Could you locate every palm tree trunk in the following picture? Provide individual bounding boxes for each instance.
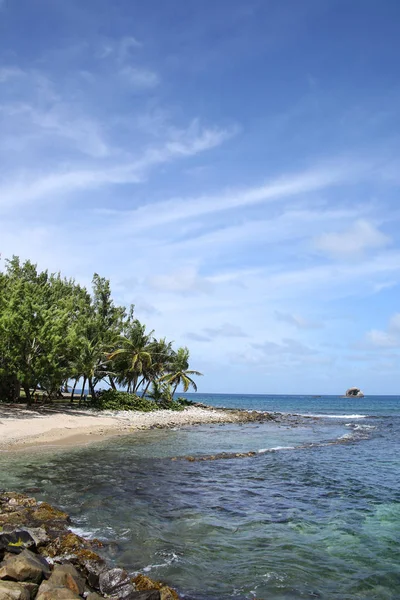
[23,384,32,406]
[70,379,78,403]
[172,382,179,398]
[108,376,116,390]
[79,377,87,407]
[89,378,96,399]
[141,379,152,398]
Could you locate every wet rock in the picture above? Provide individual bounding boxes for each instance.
[133,575,179,600]
[79,557,106,589]
[0,548,51,583]
[19,582,39,600]
[0,580,31,599]
[46,563,85,595]
[125,592,161,600]
[31,504,70,525]
[0,530,36,554]
[99,567,135,598]
[36,582,81,600]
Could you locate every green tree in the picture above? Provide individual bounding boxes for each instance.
[160,346,203,396]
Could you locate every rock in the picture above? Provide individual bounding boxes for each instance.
[79,557,106,589]
[131,591,161,600]
[0,548,51,583]
[99,567,136,598]
[0,531,36,554]
[133,575,179,600]
[0,580,31,600]
[31,504,70,524]
[112,592,160,600]
[345,387,364,397]
[1,527,50,549]
[19,582,39,600]
[46,564,85,595]
[86,593,103,600]
[36,583,81,600]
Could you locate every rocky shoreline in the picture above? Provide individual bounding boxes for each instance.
[0,492,179,600]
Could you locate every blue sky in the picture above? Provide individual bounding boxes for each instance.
[1,0,400,394]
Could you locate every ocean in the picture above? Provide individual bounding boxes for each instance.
[0,394,399,600]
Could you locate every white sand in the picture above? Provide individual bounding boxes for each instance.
[0,405,241,451]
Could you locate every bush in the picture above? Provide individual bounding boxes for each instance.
[90,390,158,412]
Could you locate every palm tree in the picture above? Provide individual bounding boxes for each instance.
[108,320,154,394]
[71,337,107,401]
[140,337,174,398]
[160,346,203,397]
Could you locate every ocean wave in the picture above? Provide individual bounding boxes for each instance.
[345,423,376,430]
[299,413,368,419]
[142,551,181,573]
[258,446,295,453]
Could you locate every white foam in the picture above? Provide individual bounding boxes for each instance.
[142,552,180,573]
[300,413,368,419]
[258,446,295,453]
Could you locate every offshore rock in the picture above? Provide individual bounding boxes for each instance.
[345,387,364,397]
[0,549,51,583]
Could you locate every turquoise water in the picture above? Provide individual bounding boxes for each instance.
[0,394,399,599]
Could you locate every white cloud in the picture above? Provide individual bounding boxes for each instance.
[120,66,159,88]
[362,313,400,349]
[148,266,214,295]
[275,310,322,329]
[203,323,249,338]
[116,164,353,233]
[314,219,390,260]
[364,329,399,349]
[0,122,234,209]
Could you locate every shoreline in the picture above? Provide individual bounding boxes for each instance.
[0,404,279,452]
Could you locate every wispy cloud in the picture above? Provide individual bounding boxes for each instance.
[274,311,323,330]
[314,219,390,260]
[120,66,159,88]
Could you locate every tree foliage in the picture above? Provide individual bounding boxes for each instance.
[0,256,202,406]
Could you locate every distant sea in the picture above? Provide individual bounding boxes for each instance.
[1,393,399,600]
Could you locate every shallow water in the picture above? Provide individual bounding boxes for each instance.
[0,394,399,599]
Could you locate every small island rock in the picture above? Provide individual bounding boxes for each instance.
[345,387,364,397]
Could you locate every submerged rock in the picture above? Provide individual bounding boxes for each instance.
[0,491,182,600]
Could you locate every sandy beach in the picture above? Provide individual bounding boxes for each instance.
[0,404,253,451]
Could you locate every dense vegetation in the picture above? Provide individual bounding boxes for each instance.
[0,256,202,407]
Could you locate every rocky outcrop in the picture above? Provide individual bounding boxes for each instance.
[0,492,180,600]
[345,387,364,397]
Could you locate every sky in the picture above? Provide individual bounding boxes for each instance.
[1,0,400,395]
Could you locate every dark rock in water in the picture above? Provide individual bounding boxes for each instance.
[80,557,107,589]
[0,492,182,600]
[128,591,161,600]
[0,579,31,599]
[0,549,51,583]
[99,567,135,598]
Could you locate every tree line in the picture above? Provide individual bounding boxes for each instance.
[0,256,202,405]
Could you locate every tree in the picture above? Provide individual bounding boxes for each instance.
[160,346,203,396]
[108,320,154,394]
